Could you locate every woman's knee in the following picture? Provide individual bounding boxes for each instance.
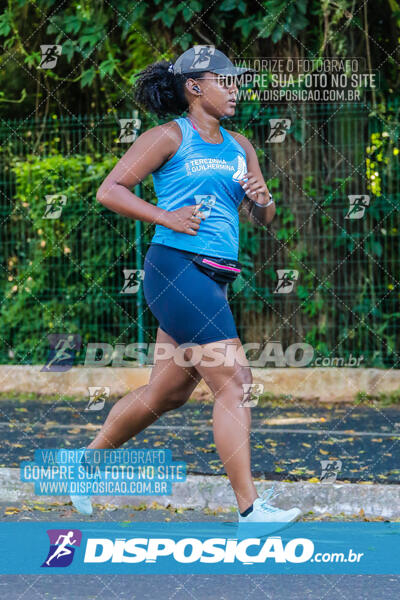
[148,385,191,413]
[216,366,253,400]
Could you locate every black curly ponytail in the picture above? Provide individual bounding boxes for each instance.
[133,60,204,118]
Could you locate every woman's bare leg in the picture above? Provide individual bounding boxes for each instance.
[190,337,258,513]
[86,328,201,450]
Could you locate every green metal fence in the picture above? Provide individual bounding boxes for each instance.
[0,102,399,368]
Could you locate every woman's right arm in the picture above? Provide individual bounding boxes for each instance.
[96,121,204,235]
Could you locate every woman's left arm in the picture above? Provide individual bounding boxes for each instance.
[229,132,276,226]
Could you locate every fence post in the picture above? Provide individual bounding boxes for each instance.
[134,183,144,365]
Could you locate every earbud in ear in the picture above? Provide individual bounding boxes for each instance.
[193,85,201,94]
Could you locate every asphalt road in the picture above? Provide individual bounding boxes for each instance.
[1,573,399,600]
[1,398,399,483]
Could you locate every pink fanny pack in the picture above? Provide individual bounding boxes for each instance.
[192,254,242,283]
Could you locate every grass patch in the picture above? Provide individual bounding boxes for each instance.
[0,391,120,403]
[1,389,399,406]
[354,389,400,406]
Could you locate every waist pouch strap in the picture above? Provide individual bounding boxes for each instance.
[166,247,242,283]
[192,255,242,283]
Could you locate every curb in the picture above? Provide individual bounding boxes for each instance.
[1,366,400,402]
[2,468,399,519]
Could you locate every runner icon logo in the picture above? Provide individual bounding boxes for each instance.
[39,45,62,69]
[239,383,264,407]
[120,269,145,294]
[320,460,342,483]
[345,195,370,219]
[274,270,299,294]
[118,118,141,143]
[41,529,82,568]
[43,194,67,219]
[85,386,110,411]
[41,333,82,372]
[267,119,291,143]
[189,45,216,70]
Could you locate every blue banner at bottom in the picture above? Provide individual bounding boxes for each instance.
[0,522,399,574]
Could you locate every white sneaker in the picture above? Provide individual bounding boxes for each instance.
[238,486,301,525]
[69,493,93,516]
[56,446,93,515]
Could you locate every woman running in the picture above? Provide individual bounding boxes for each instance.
[71,46,301,524]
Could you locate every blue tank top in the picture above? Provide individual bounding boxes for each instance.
[150,116,247,260]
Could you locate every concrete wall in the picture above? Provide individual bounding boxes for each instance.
[1,366,399,401]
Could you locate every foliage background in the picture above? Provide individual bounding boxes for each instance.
[0,1,399,367]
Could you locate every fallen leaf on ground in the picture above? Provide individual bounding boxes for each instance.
[4,507,21,515]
